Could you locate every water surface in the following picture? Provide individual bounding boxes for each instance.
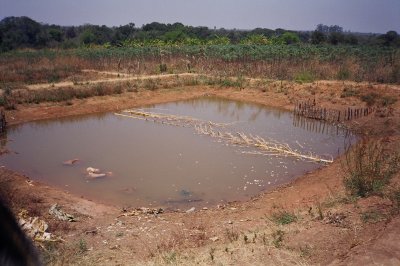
[0,97,353,208]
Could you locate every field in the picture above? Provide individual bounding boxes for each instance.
[0,45,400,265]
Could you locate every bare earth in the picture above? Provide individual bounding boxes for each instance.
[1,71,399,265]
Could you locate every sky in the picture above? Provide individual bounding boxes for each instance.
[0,0,399,33]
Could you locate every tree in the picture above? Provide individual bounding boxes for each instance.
[329,32,344,45]
[48,28,63,42]
[311,30,326,44]
[80,29,96,45]
[379,31,399,46]
[0,16,43,50]
[279,32,300,44]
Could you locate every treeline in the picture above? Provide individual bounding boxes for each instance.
[0,16,399,51]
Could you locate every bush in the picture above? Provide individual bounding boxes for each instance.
[340,87,359,98]
[271,210,297,225]
[343,139,400,197]
[294,71,314,83]
[360,92,378,106]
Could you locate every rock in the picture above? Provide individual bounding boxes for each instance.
[210,236,219,242]
[186,207,195,213]
[227,220,233,224]
[49,204,77,222]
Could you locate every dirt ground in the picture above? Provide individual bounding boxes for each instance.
[1,71,400,265]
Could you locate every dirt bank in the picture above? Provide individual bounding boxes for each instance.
[1,76,399,265]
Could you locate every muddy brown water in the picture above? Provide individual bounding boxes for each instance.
[0,97,354,209]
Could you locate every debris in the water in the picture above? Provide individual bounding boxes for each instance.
[86,167,110,179]
[186,207,195,213]
[86,167,100,173]
[63,158,79,166]
[49,204,77,222]
[88,172,106,178]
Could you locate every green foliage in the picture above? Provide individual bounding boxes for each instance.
[311,31,326,44]
[271,210,297,225]
[279,32,300,45]
[294,71,314,83]
[343,139,400,198]
[240,34,270,45]
[78,239,87,254]
[1,16,397,52]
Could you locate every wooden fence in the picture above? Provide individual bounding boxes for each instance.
[294,100,374,123]
[0,108,6,134]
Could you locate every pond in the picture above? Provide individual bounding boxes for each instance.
[0,97,354,208]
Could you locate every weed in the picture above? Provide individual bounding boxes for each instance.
[159,63,167,73]
[299,245,312,258]
[77,239,87,254]
[343,139,400,197]
[340,87,359,98]
[360,210,384,223]
[209,247,215,261]
[272,230,285,248]
[388,187,400,214]
[360,92,378,106]
[243,234,249,244]
[316,202,324,220]
[295,71,314,83]
[381,95,397,107]
[162,251,177,264]
[337,67,351,80]
[271,210,297,225]
[143,79,159,90]
[225,227,239,242]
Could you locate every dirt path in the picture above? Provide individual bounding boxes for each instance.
[1,77,400,265]
[26,71,200,90]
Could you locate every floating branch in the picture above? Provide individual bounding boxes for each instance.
[115,109,333,164]
[117,109,236,127]
[195,124,333,164]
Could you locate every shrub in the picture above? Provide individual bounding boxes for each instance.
[343,139,400,197]
[337,67,351,80]
[272,230,285,248]
[381,95,397,107]
[271,210,297,225]
[360,92,378,106]
[340,87,359,98]
[294,71,314,83]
